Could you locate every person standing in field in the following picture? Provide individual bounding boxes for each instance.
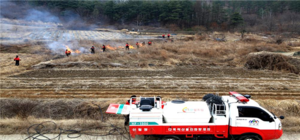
[136,42,139,49]
[102,45,106,52]
[65,49,71,57]
[168,34,170,39]
[14,55,20,66]
[162,34,165,38]
[91,46,95,54]
[148,41,152,45]
[126,43,129,50]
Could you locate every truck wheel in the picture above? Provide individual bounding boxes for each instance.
[159,135,181,140]
[238,135,261,140]
[202,93,215,101]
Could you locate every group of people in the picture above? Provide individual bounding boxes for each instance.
[88,41,153,54]
[162,34,171,39]
[14,39,161,66]
[63,41,155,56]
[90,45,106,54]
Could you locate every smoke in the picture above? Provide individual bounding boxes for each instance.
[0,1,86,53]
[47,33,85,55]
[0,1,27,19]
[24,9,60,23]
[0,1,153,55]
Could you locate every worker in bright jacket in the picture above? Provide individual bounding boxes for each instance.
[91,46,95,54]
[14,55,20,66]
[65,49,71,57]
[136,42,139,49]
[102,45,106,52]
[126,43,129,50]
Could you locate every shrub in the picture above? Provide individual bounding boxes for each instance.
[245,54,299,74]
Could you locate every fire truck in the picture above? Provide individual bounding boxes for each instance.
[106,92,284,140]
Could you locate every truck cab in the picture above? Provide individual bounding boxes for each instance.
[224,94,283,140]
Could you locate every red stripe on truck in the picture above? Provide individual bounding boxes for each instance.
[129,125,228,138]
[129,125,282,140]
[230,126,283,140]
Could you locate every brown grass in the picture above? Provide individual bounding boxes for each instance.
[0,53,51,75]
[256,99,300,132]
[0,117,125,134]
[245,54,300,74]
[0,99,124,120]
[1,32,294,76]
[47,40,290,69]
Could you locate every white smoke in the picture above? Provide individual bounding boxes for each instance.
[47,33,85,55]
[24,9,60,23]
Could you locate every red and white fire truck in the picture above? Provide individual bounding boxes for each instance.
[106,92,284,140]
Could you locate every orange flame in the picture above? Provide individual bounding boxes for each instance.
[106,45,117,50]
[65,45,80,54]
[117,46,125,49]
[75,50,81,53]
[139,43,143,47]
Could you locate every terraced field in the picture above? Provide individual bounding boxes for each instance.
[25,30,143,40]
[0,30,151,42]
[1,67,299,100]
[0,21,153,43]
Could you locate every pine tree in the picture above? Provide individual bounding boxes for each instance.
[230,12,243,28]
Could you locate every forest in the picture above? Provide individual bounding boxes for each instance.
[1,0,300,32]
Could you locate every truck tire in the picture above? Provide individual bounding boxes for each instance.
[159,135,181,140]
[202,93,215,101]
[238,135,261,140]
[206,95,223,104]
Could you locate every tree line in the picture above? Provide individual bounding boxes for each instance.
[7,0,300,32]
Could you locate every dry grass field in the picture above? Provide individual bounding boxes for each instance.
[1,22,300,139]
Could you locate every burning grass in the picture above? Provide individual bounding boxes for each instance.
[47,40,291,70]
[1,32,294,75]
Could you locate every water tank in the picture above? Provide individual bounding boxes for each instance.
[163,101,211,123]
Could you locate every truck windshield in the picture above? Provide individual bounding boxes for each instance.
[237,106,273,122]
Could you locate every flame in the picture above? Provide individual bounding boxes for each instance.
[75,50,81,53]
[65,45,80,54]
[65,45,71,51]
[117,46,125,49]
[138,43,144,47]
[129,45,135,49]
[106,45,117,50]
